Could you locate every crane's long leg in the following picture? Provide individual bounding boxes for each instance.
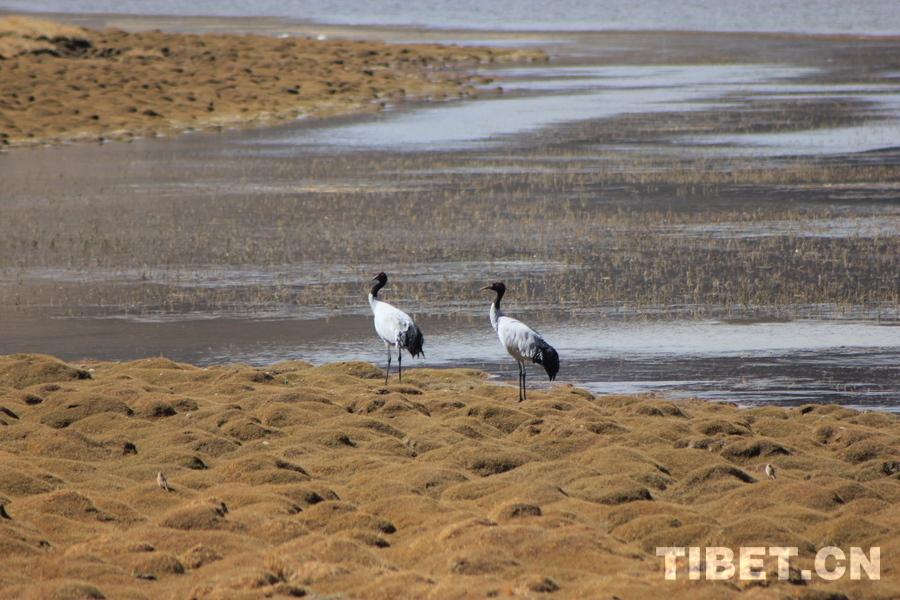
[384,345,392,387]
[518,362,526,403]
[397,347,403,383]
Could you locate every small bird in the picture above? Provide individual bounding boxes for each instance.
[481,281,559,402]
[157,472,172,492]
[368,272,424,386]
[765,464,776,480]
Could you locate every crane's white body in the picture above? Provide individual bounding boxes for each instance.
[490,303,545,364]
[370,294,419,351]
[368,272,424,385]
[483,281,559,402]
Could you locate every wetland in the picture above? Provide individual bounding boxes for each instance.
[2,18,900,407]
[1,12,900,600]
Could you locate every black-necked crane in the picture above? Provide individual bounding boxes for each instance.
[481,281,559,402]
[368,272,424,386]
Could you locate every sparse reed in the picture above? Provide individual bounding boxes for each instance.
[1,31,899,323]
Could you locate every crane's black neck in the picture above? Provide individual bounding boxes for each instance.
[490,283,505,310]
[370,273,387,298]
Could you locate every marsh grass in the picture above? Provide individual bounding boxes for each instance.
[4,170,900,322]
[2,33,900,322]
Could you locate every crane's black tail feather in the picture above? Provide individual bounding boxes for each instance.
[402,324,425,358]
[533,343,559,381]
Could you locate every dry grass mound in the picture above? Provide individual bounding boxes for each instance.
[0,18,545,148]
[0,17,92,59]
[0,353,898,599]
[0,354,90,390]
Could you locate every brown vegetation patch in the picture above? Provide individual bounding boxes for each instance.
[0,17,546,148]
[0,355,90,390]
[0,353,897,599]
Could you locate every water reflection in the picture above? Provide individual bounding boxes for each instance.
[230,63,900,158]
[245,65,819,152]
[7,0,900,35]
[4,309,897,409]
[686,120,900,157]
[2,25,900,411]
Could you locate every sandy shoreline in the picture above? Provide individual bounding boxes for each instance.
[0,353,898,599]
[0,16,545,148]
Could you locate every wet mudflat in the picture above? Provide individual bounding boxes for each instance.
[2,23,900,408]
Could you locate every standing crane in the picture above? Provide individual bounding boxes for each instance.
[368,272,424,386]
[481,281,559,402]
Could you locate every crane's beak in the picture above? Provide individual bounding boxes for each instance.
[480,285,492,291]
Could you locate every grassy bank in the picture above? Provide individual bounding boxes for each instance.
[0,353,898,598]
[0,16,544,148]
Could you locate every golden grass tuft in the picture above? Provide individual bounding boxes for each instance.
[0,17,90,42]
[0,347,898,599]
[0,17,92,60]
[0,355,91,390]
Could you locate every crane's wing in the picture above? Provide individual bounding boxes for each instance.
[533,343,559,381]
[496,315,558,380]
[373,301,424,356]
[402,322,425,357]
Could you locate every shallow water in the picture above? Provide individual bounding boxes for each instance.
[5,0,900,35]
[240,64,900,155]
[160,60,899,161]
[3,310,899,410]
